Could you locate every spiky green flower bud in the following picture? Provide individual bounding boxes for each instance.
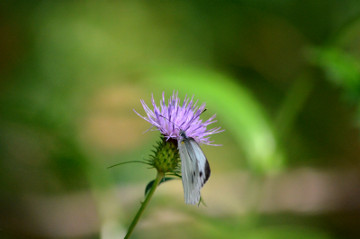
[150,136,180,174]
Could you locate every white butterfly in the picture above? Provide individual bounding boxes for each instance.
[178,130,211,205]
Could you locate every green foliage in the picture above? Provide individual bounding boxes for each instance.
[310,46,360,100]
[144,177,176,196]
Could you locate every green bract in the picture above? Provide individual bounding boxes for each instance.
[150,137,180,174]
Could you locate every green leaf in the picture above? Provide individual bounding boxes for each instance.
[144,177,176,196]
[107,160,151,169]
[309,46,360,99]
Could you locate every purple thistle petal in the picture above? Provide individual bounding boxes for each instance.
[135,92,223,145]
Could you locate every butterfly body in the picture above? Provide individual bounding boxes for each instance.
[178,130,211,205]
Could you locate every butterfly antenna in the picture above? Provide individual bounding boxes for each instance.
[159,115,181,131]
[160,109,206,132]
[142,125,155,134]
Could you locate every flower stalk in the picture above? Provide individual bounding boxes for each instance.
[124,171,164,239]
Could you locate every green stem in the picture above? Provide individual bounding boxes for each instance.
[124,172,164,239]
[275,76,314,140]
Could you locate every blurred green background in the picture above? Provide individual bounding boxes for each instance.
[1,1,360,238]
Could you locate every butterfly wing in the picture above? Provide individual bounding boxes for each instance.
[178,138,211,205]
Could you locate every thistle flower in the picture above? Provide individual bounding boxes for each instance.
[135,91,224,204]
[121,92,223,238]
[134,91,224,145]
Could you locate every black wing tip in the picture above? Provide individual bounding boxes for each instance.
[204,159,211,183]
